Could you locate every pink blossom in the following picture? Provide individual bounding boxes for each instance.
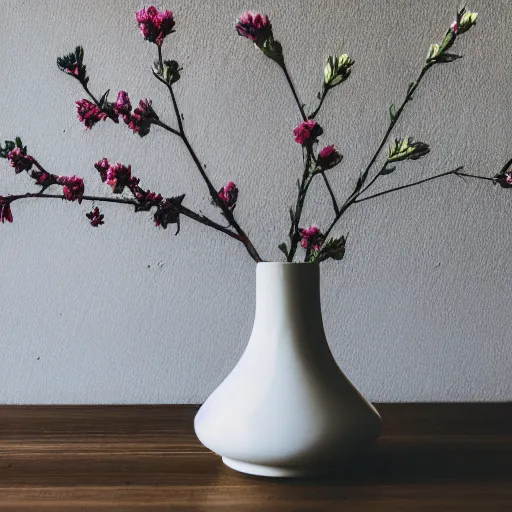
[94,158,110,183]
[451,21,459,34]
[0,197,13,224]
[293,120,322,145]
[506,173,512,185]
[86,207,104,227]
[106,163,135,194]
[58,175,84,203]
[218,181,238,208]
[76,99,108,130]
[128,99,158,136]
[136,6,175,46]
[317,144,342,169]
[300,225,324,252]
[319,145,336,159]
[236,11,272,45]
[7,147,33,173]
[114,91,132,121]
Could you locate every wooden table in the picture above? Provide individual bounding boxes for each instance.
[0,404,511,511]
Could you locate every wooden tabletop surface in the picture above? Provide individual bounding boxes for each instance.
[0,403,511,511]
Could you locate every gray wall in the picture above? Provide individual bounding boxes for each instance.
[0,0,510,403]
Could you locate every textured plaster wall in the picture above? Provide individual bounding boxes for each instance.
[0,0,511,404]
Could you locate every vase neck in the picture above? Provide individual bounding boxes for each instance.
[254,263,322,329]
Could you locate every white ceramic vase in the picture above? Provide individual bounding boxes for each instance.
[194,262,382,477]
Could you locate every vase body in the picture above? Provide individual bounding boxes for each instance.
[194,262,382,477]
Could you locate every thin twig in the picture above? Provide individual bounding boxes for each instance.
[280,62,307,122]
[320,171,340,215]
[353,166,464,203]
[156,47,263,262]
[6,192,241,240]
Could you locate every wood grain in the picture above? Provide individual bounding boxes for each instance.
[0,404,511,511]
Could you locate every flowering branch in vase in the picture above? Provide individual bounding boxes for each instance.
[1,6,511,265]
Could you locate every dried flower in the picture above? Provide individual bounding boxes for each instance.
[7,147,33,173]
[293,120,323,145]
[135,189,163,205]
[57,46,88,84]
[300,225,324,252]
[235,12,283,63]
[317,145,343,170]
[154,194,185,232]
[32,170,57,187]
[493,167,512,188]
[136,6,175,46]
[57,175,84,203]
[94,158,110,183]
[76,99,108,130]
[86,207,105,227]
[236,12,273,45]
[128,99,158,137]
[218,181,238,208]
[106,163,134,194]
[0,197,13,224]
[113,91,132,121]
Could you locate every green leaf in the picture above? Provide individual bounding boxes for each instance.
[387,137,430,163]
[389,104,397,123]
[99,89,110,108]
[458,11,478,35]
[324,54,354,88]
[260,37,283,64]
[380,164,396,176]
[278,242,289,258]
[440,30,456,52]
[162,60,182,85]
[434,53,462,64]
[0,140,16,159]
[309,236,346,263]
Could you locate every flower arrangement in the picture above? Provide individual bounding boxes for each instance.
[1,6,510,264]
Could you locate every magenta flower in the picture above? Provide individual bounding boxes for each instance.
[128,99,158,137]
[236,11,272,45]
[218,181,238,208]
[106,163,135,194]
[451,21,459,34]
[317,144,342,169]
[7,147,33,173]
[293,120,323,145]
[0,197,13,224]
[76,99,108,130]
[94,158,110,183]
[86,207,104,227]
[136,6,175,46]
[57,175,84,203]
[506,173,512,186]
[319,145,336,160]
[113,91,132,121]
[300,225,324,252]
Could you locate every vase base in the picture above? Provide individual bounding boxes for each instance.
[222,457,325,478]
